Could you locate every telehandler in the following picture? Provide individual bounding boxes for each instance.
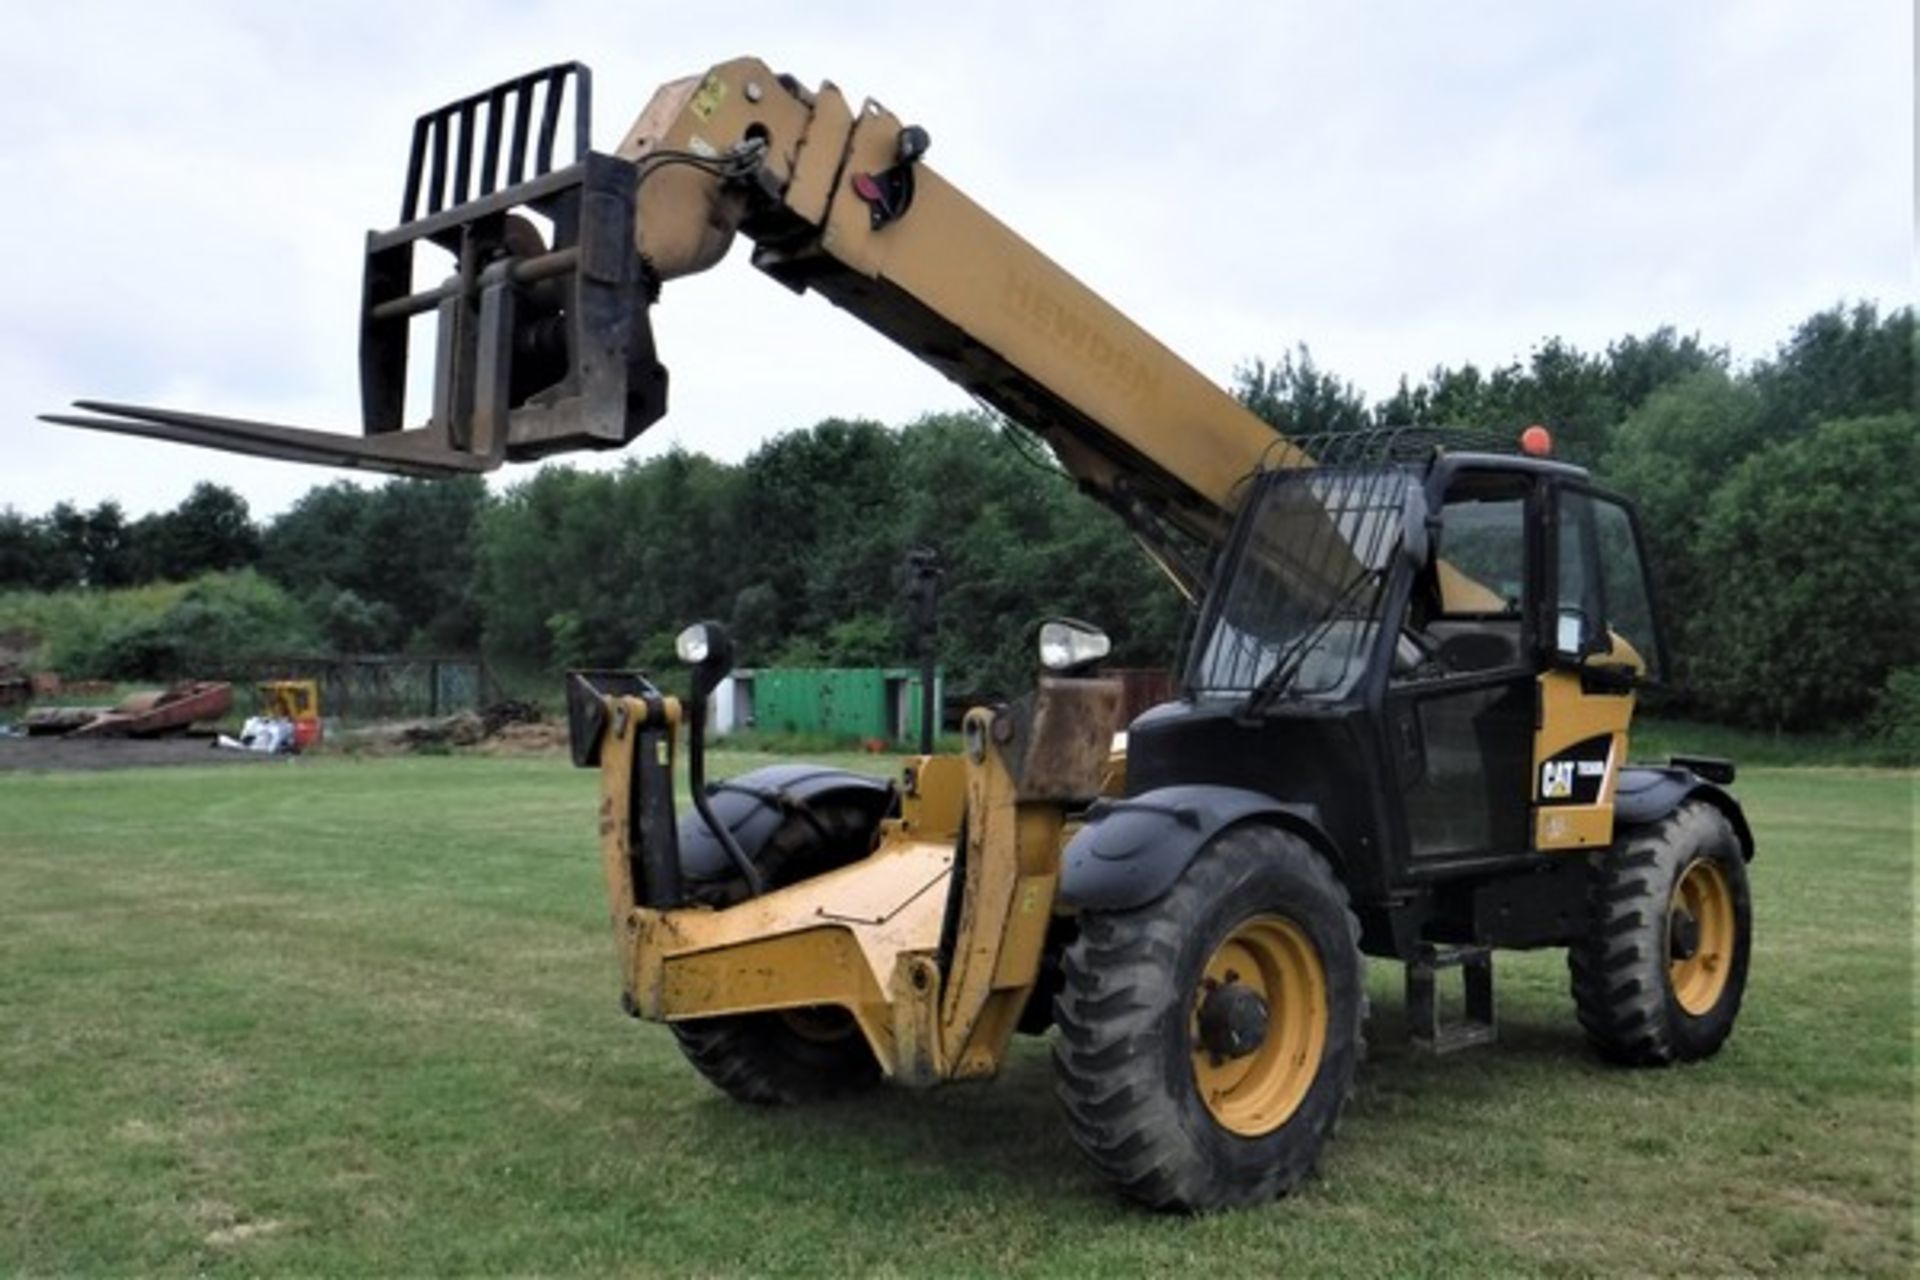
[43,58,1755,1211]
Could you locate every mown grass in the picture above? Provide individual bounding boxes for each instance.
[1633,715,1914,768]
[0,753,1911,1275]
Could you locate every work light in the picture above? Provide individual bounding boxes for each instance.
[1039,619,1111,673]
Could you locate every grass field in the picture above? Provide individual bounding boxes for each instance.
[1,752,1912,1275]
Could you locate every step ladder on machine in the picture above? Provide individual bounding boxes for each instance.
[1406,943,1497,1054]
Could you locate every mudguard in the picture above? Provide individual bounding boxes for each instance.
[1614,766,1756,860]
[1059,784,1333,912]
[678,763,894,883]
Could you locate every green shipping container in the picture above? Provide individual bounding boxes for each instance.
[732,667,942,743]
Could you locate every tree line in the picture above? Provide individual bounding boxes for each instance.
[2,302,1911,735]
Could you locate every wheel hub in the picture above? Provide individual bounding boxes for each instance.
[1190,915,1328,1137]
[1668,906,1701,961]
[1197,980,1270,1062]
[1667,858,1736,1016]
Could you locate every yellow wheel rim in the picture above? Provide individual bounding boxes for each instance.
[1668,859,1736,1016]
[1191,914,1328,1136]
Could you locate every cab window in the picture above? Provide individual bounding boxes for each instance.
[1399,472,1534,681]
[1435,479,1528,617]
[1556,489,1663,681]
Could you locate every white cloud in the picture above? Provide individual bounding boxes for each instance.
[0,0,1907,517]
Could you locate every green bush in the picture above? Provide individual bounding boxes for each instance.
[317,587,402,654]
[1689,413,1919,731]
[0,571,319,681]
[1868,669,1920,765]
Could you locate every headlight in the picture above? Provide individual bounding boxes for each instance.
[1038,619,1111,672]
[675,623,712,665]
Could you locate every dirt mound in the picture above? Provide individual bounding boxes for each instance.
[479,699,543,735]
[402,711,489,748]
[475,721,569,755]
[332,701,564,757]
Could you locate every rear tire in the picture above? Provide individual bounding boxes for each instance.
[671,797,885,1104]
[1051,824,1365,1211]
[1568,799,1751,1065]
[672,1008,880,1105]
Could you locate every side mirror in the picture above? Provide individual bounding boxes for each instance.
[1039,618,1111,674]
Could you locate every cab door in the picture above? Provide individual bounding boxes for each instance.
[1385,468,1540,862]
[1532,485,1667,851]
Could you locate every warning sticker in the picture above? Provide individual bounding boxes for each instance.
[690,74,727,121]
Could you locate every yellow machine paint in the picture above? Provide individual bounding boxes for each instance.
[1530,630,1649,851]
[595,678,1119,1084]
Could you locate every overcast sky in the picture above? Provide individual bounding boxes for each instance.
[1,0,1908,518]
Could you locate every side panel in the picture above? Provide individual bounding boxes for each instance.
[1122,699,1390,895]
[1531,672,1633,850]
[1388,673,1534,861]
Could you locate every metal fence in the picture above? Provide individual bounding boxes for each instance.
[241,655,495,723]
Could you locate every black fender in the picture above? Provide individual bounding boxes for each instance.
[1614,766,1756,860]
[1059,784,1337,912]
[678,763,894,883]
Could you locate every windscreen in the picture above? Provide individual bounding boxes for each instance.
[1189,467,1411,701]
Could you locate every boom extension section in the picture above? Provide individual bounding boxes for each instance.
[43,58,1297,578]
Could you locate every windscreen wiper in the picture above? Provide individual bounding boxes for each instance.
[1239,566,1383,718]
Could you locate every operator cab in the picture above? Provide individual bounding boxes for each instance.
[1126,433,1668,947]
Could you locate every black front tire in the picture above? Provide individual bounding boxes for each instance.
[670,797,884,1104]
[1568,799,1752,1065]
[1051,824,1365,1211]
[672,1009,880,1105]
